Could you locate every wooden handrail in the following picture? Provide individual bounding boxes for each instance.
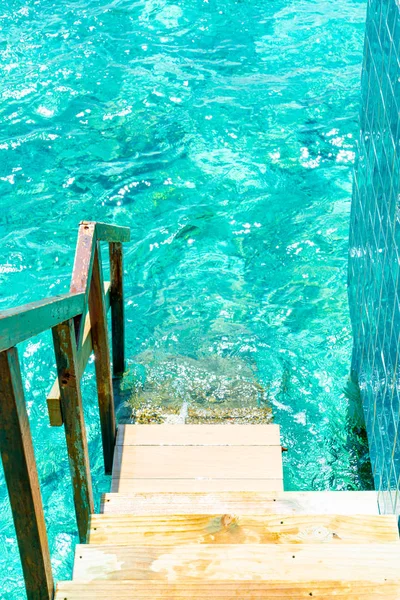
[95,222,130,243]
[0,221,130,600]
[0,292,85,352]
[46,282,111,425]
[46,222,128,466]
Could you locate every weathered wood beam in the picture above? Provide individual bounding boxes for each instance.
[52,319,94,542]
[95,222,131,243]
[47,282,111,427]
[70,222,97,300]
[89,244,116,474]
[109,242,125,376]
[70,222,97,347]
[0,293,85,353]
[0,348,54,600]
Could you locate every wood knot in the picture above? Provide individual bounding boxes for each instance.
[221,514,236,528]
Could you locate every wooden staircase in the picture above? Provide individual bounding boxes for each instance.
[1,223,397,599]
[55,424,400,599]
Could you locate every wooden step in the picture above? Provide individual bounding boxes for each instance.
[113,445,283,479]
[73,543,400,582]
[112,424,283,493]
[55,580,400,599]
[88,513,399,545]
[101,491,380,515]
[116,424,281,446]
[112,445,283,492]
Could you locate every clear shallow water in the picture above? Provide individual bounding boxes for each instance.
[0,0,366,596]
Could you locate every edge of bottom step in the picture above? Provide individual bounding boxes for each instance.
[55,579,400,600]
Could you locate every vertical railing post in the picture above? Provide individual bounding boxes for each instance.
[89,242,116,474]
[52,319,94,542]
[109,241,125,377]
[70,221,96,346]
[0,348,54,600]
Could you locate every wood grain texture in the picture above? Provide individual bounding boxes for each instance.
[0,348,54,600]
[111,478,284,493]
[89,244,116,474]
[88,513,399,545]
[0,292,84,352]
[95,222,131,243]
[70,222,97,299]
[116,424,281,446]
[73,543,400,582]
[69,222,97,377]
[109,242,125,376]
[52,319,94,542]
[101,491,379,515]
[55,580,400,600]
[69,221,129,345]
[112,446,283,480]
[47,281,111,427]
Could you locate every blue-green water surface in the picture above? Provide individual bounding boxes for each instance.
[1,0,366,596]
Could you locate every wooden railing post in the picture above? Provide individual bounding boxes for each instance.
[52,319,94,542]
[0,348,54,600]
[89,243,116,474]
[70,221,97,346]
[109,242,125,377]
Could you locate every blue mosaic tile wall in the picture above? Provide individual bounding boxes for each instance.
[349,0,400,512]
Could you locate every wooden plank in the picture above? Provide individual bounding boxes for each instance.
[101,491,380,515]
[88,513,399,545]
[47,281,111,427]
[52,319,94,542]
[112,446,283,480]
[70,221,97,354]
[89,244,116,474]
[55,580,400,599]
[73,543,400,582]
[70,222,97,299]
[109,242,125,376]
[111,478,284,493]
[47,395,65,428]
[0,348,54,600]
[68,220,129,356]
[96,222,131,243]
[116,424,281,446]
[0,292,84,352]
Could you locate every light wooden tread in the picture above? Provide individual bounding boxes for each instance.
[55,580,400,599]
[101,491,380,515]
[117,424,281,446]
[112,445,283,479]
[112,424,284,493]
[73,543,400,581]
[88,513,399,545]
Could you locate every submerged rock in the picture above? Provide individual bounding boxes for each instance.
[123,352,272,424]
[187,406,272,425]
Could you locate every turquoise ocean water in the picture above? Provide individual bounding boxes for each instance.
[1,0,366,596]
